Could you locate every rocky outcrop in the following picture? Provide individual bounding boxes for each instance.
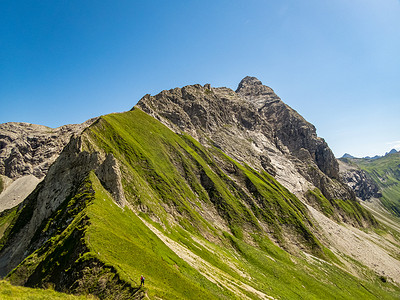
[0,120,96,180]
[0,132,126,276]
[0,175,41,212]
[96,153,126,207]
[338,159,382,201]
[235,76,281,109]
[0,120,97,211]
[136,76,350,201]
[236,76,339,180]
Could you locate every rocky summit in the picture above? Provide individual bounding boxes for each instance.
[0,77,399,299]
[138,77,348,202]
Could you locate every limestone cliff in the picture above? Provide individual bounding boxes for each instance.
[136,76,350,202]
[0,119,96,212]
[338,159,381,201]
[0,120,96,180]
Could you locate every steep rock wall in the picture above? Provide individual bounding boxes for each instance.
[136,77,351,201]
[0,132,126,276]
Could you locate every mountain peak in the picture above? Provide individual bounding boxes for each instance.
[341,153,355,159]
[235,76,280,109]
[236,76,263,89]
[386,148,398,155]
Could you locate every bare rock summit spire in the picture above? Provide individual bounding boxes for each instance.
[236,76,281,109]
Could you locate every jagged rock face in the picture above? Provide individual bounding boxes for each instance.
[136,76,347,200]
[0,120,96,180]
[0,132,126,276]
[338,160,381,200]
[235,76,281,109]
[236,76,339,180]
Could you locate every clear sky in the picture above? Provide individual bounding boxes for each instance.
[1,0,399,158]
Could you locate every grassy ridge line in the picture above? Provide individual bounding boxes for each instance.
[86,171,231,299]
[0,280,93,299]
[89,110,324,252]
[86,111,214,229]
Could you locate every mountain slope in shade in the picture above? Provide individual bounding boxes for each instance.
[0,78,399,299]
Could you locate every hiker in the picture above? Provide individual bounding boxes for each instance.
[140,275,145,286]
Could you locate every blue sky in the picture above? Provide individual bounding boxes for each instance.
[1,0,399,158]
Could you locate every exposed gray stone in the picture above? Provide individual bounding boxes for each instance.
[136,76,350,201]
[0,119,96,180]
[338,159,381,200]
[0,134,126,276]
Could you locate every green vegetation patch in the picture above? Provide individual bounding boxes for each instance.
[306,188,335,218]
[86,171,231,299]
[223,232,400,300]
[306,188,378,228]
[0,280,93,300]
[0,207,17,240]
[351,153,400,218]
[332,198,377,227]
[0,183,42,252]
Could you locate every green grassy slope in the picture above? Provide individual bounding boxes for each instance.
[0,280,93,299]
[0,208,17,240]
[305,188,378,227]
[8,170,399,299]
[352,153,400,217]
[86,172,227,300]
[85,109,324,253]
[2,109,399,299]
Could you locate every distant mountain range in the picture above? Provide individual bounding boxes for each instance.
[342,148,399,160]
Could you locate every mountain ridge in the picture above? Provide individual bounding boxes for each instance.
[0,77,399,299]
[0,119,96,212]
[341,148,399,160]
[136,77,348,203]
